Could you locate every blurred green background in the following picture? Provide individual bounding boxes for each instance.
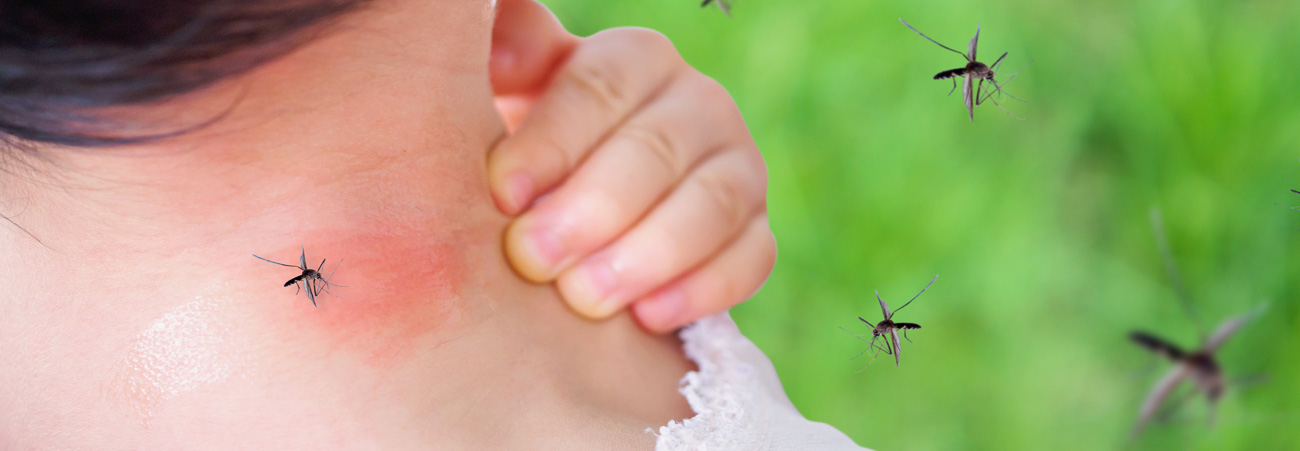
[541,0,1298,449]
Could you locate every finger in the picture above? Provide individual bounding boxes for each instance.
[489,0,578,133]
[487,28,687,214]
[633,213,776,333]
[489,0,578,97]
[503,72,745,281]
[554,148,767,319]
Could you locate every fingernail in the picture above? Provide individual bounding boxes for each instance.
[504,171,534,212]
[523,226,564,268]
[567,260,618,318]
[635,288,688,331]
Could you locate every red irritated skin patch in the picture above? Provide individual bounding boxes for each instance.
[251,227,473,371]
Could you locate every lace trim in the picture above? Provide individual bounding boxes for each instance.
[650,314,770,450]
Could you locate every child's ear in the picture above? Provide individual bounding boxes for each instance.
[490,0,580,98]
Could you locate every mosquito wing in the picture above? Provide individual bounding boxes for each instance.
[1133,365,1190,439]
[968,23,980,62]
[876,289,891,319]
[890,329,903,367]
[1202,314,1251,354]
[963,75,974,122]
[299,245,308,269]
[304,279,318,307]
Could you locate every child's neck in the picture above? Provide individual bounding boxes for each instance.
[2,0,692,447]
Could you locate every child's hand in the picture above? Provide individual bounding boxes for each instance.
[488,0,774,333]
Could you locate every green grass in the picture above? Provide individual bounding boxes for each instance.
[540,1,1300,449]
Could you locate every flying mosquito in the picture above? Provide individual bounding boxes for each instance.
[900,18,1030,122]
[701,0,732,15]
[1129,312,1259,440]
[1129,210,1264,439]
[253,245,345,308]
[840,274,938,369]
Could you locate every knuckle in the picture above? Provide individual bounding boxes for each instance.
[532,130,575,175]
[614,27,677,56]
[694,168,752,230]
[622,126,688,176]
[689,72,733,107]
[559,56,628,113]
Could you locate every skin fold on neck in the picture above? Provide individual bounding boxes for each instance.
[0,0,694,448]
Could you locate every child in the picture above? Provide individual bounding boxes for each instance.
[0,0,864,448]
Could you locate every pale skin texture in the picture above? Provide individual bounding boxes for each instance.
[0,0,781,448]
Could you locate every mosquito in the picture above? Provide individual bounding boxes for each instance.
[1129,210,1264,439]
[252,245,345,307]
[1129,311,1260,440]
[900,18,1029,122]
[840,274,938,370]
[701,0,731,15]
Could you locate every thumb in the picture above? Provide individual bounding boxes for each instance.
[490,0,579,98]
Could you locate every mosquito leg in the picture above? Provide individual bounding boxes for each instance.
[1155,387,1198,424]
[855,347,882,373]
[839,327,882,361]
[899,18,970,59]
[858,316,875,328]
[987,96,1024,120]
[991,80,1027,103]
[947,78,957,96]
[252,254,298,268]
[903,329,913,343]
[323,259,347,288]
[853,337,891,372]
[1230,374,1270,389]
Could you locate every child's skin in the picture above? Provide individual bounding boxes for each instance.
[0,0,771,448]
[489,0,774,333]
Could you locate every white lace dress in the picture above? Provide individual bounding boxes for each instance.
[650,313,870,451]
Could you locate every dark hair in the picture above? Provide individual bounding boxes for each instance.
[0,0,366,149]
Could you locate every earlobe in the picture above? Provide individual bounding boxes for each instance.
[489,0,579,97]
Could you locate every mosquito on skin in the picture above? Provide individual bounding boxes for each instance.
[253,245,345,307]
[1128,210,1265,440]
[840,274,938,370]
[900,18,1031,122]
